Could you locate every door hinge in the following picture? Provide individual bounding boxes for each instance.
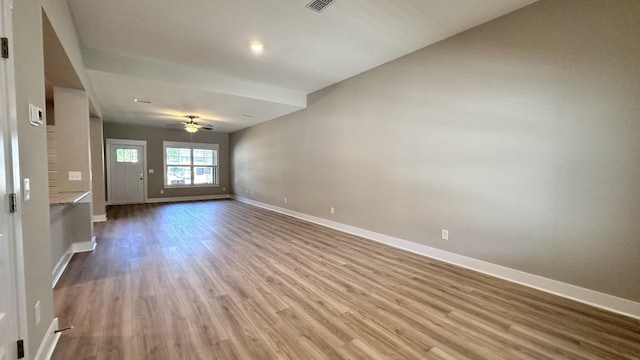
[1,37,8,59]
[17,339,24,358]
[9,193,17,213]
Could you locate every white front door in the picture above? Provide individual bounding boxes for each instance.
[107,143,145,204]
[0,0,20,358]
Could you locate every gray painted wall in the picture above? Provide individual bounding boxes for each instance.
[13,0,103,354]
[49,201,91,272]
[49,205,72,272]
[103,123,230,200]
[13,3,54,356]
[53,87,91,192]
[231,0,640,302]
[90,117,106,217]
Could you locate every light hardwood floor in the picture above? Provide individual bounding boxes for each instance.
[52,200,640,359]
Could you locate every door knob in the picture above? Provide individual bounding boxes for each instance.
[140,174,144,180]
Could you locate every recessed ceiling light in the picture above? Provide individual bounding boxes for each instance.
[243,113,256,117]
[248,41,264,54]
[133,98,151,104]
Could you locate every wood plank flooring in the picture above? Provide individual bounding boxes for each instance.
[52,200,640,359]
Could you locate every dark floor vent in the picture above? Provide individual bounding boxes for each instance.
[306,0,335,12]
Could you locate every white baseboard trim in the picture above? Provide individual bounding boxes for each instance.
[232,195,640,320]
[93,214,107,222]
[72,236,97,253]
[145,194,231,204]
[52,237,97,288]
[34,317,60,360]
[52,246,73,288]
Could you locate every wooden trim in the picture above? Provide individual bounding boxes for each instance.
[53,237,99,289]
[51,238,97,289]
[105,138,147,146]
[144,194,230,204]
[92,214,107,222]
[232,195,640,320]
[51,247,72,288]
[33,318,60,360]
[72,236,97,253]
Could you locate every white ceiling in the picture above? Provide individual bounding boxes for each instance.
[68,0,536,132]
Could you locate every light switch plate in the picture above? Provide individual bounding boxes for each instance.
[68,171,82,181]
[34,301,41,325]
[148,169,154,174]
[23,178,30,201]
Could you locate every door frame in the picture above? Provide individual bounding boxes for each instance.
[1,0,29,358]
[105,138,148,205]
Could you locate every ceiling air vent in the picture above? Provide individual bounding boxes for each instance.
[306,0,335,12]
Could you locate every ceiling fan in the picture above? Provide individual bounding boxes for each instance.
[170,115,215,133]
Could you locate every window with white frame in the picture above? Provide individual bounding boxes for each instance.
[115,148,139,163]
[163,141,219,187]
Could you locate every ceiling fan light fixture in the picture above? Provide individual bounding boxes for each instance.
[185,123,198,133]
[184,115,200,133]
[249,41,264,54]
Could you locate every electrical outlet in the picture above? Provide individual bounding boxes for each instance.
[284,197,287,204]
[160,189,164,195]
[148,169,154,174]
[250,191,253,196]
[330,207,335,215]
[223,187,226,192]
[35,301,41,325]
[29,103,44,126]
[442,229,449,241]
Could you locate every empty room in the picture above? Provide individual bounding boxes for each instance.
[2,0,639,359]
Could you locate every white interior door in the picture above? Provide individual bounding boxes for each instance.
[0,0,19,358]
[0,134,16,360]
[108,143,145,204]
[0,168,16,360]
